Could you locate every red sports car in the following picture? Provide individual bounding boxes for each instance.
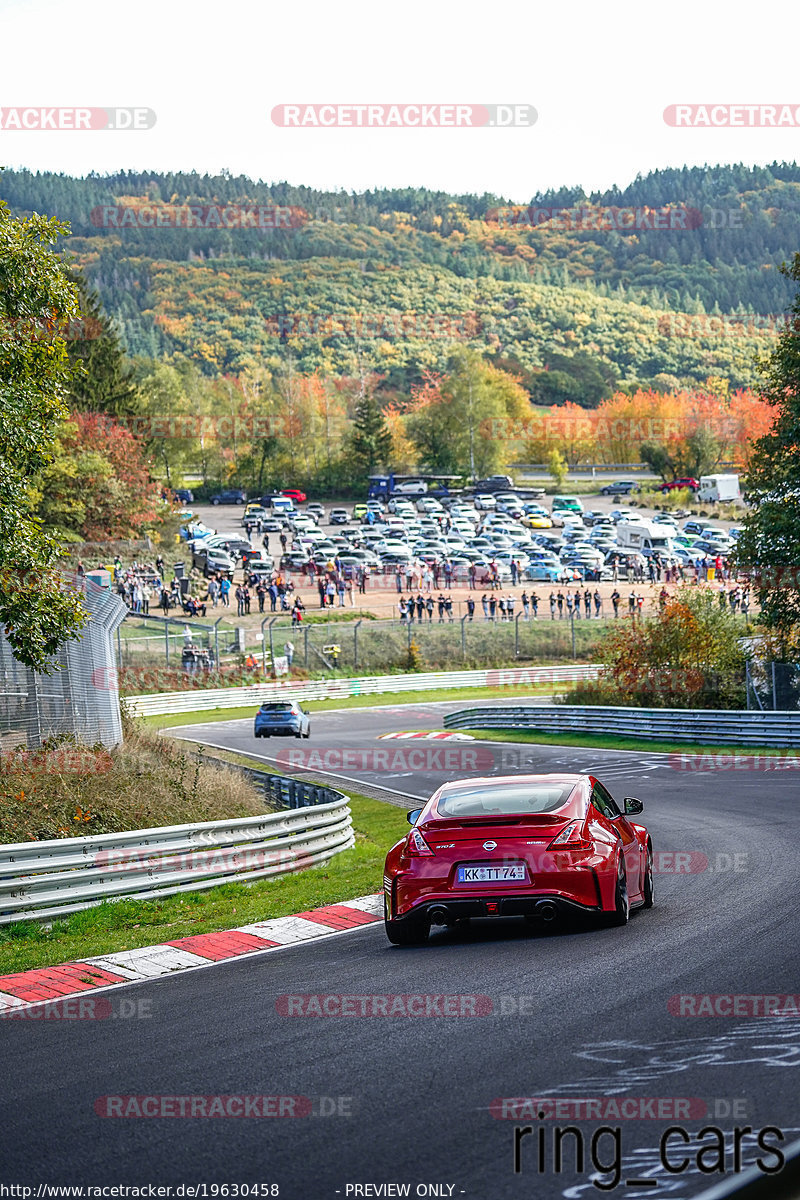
[383,774,653,945]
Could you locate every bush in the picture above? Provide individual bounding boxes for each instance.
[560,587,748,709]
[0,728,268,844]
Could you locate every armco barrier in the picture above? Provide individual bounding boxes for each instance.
[125,665,599,718]
[0,785,353,925]
[443,705,800,746]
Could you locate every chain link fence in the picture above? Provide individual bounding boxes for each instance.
[746,660,800,711]
[0,576,127,751]
[277,614,611,674]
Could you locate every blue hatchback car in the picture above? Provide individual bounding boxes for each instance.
[254,701,311,739]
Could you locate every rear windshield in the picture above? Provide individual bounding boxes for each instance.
[435,783,576,818]
[259,703,294,713]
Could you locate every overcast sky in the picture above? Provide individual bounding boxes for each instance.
[1,0,799,200]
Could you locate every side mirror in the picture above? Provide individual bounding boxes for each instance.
[407,808,423,825]
[623,797,644,815]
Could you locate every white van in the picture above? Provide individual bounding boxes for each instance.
[616,520,675,556]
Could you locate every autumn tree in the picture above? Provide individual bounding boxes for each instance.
[34,413,160,541]
[564,588,748,709]
[735,252,800,650]
[407,348,528,478]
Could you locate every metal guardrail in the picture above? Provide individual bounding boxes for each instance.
[0,783,353,925]
[125,665,600,717]
[444,705,800,746]
[263,776,350,810]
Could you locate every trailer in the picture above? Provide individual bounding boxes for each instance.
[698,474,740,503]
[367,473,458,501]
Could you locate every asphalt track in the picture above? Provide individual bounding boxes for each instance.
[3,701,800,1199]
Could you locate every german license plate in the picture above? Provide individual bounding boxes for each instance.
[456,863,527,885]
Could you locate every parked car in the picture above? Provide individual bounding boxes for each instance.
[474,493,497,511]
[472,475,514,492]
[242,505,268,525]
[210,489,247,505]
[282,488,307,504]
[683,518,717,537]
[660,477,699,493]
[329,508,349,525]
[193,547,235,576]
[600,480,637,496]
[171,488,195,504]
[254,701,311,739]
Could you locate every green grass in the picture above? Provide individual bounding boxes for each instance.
[462,728,799,756]
[140,682,568,729]
[0,792,405,975]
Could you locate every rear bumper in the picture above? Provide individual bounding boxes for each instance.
[391,894,601,924]
[254,725,302,736]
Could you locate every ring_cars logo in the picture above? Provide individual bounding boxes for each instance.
[483,841,498,851]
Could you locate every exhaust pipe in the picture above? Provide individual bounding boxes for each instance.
[534,900,559,923]
[428,906,450,926]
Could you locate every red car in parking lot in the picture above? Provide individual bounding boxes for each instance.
[282,488,307,504]
[660,477,699,493]
[383,774,653,945]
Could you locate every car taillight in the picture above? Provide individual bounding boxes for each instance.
[548,821,592,851]
[406,828,434,857]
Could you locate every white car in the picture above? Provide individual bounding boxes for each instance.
[474,494,497,510]
[392,479,428,498]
